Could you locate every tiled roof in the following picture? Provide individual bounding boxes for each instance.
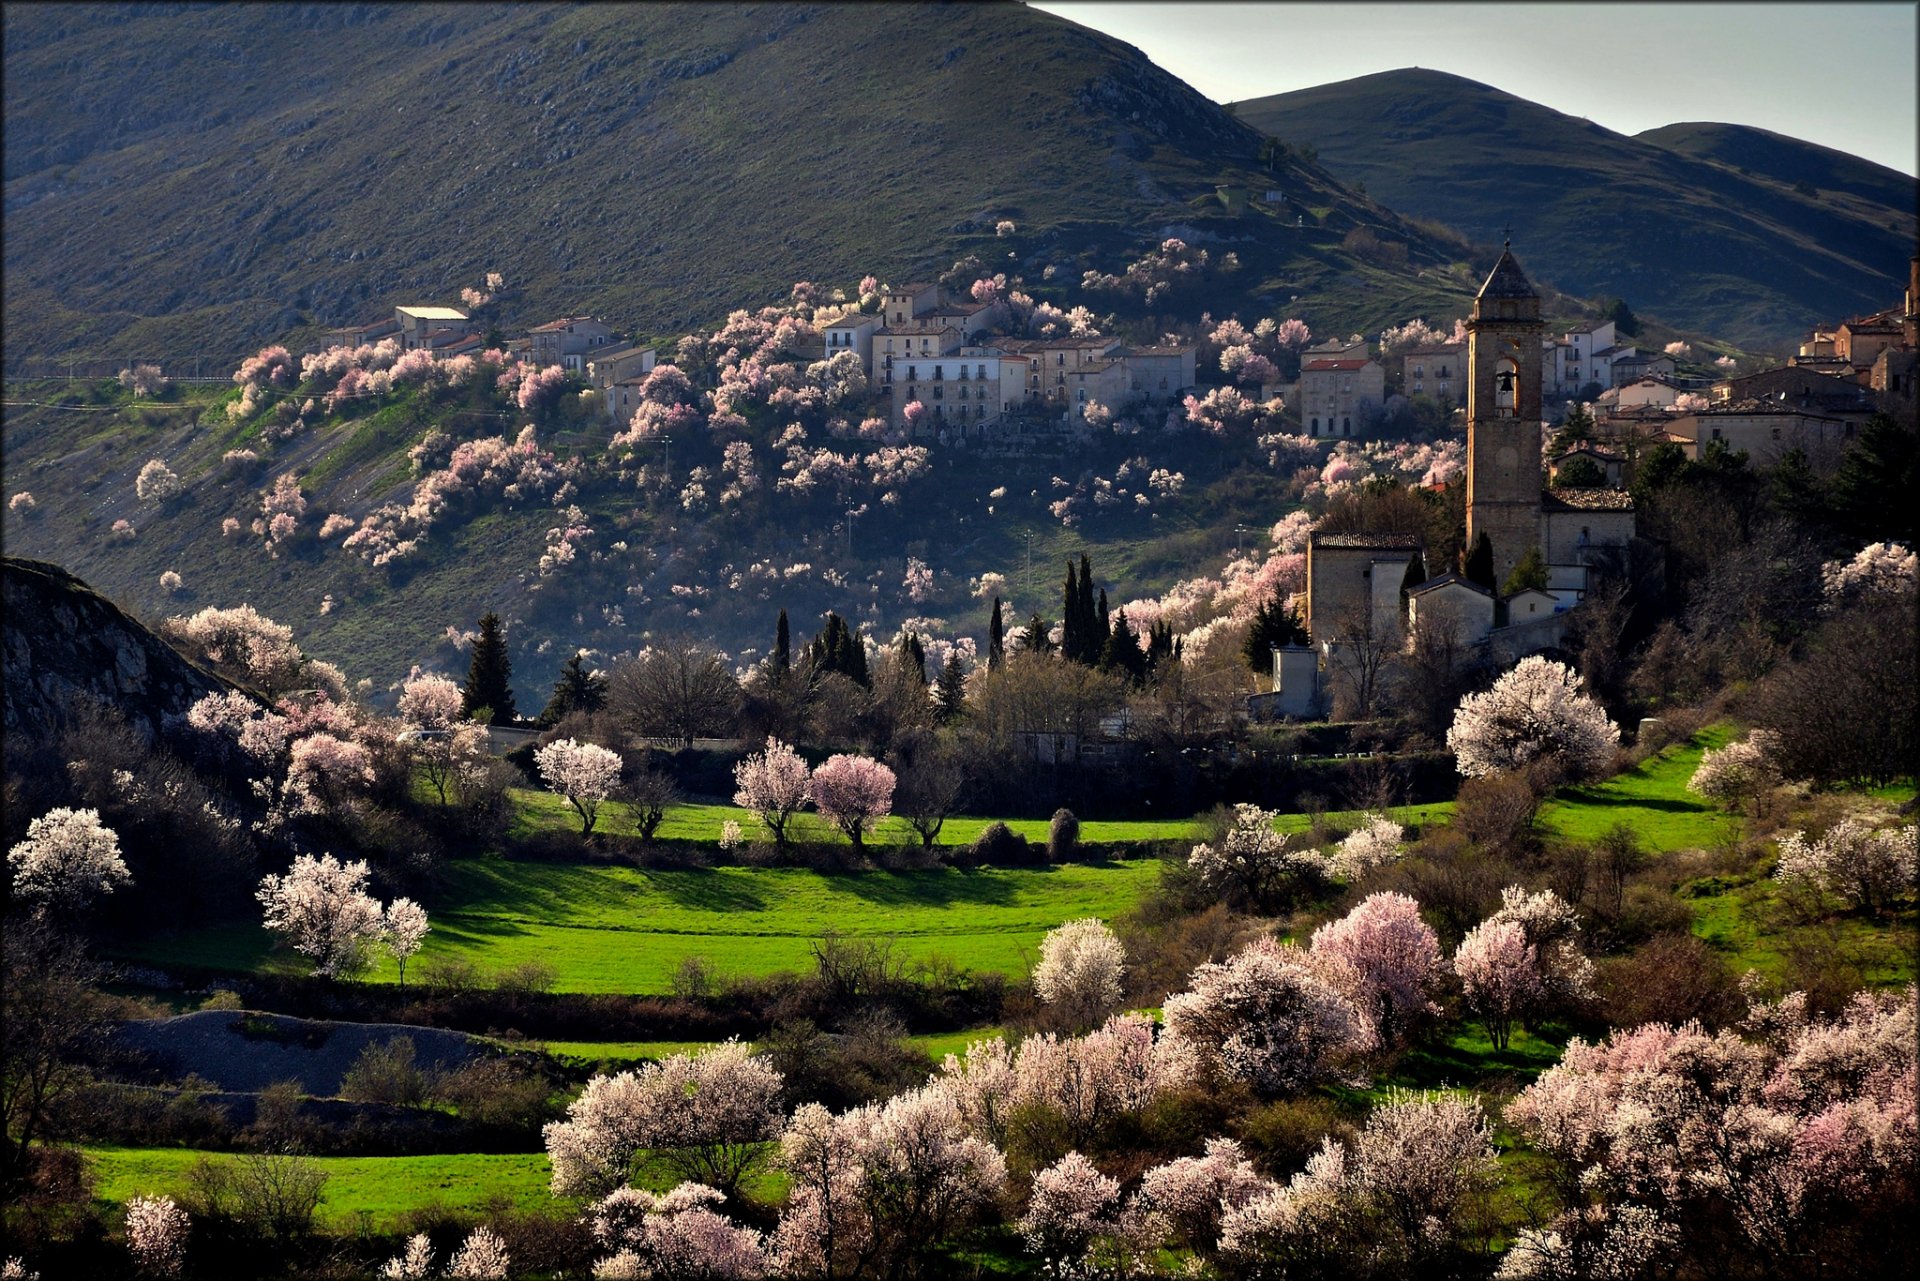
[1310,531,1424,550]
[529,316,600,333]
[1410,572,1493,598]
[1304,358,1372,371]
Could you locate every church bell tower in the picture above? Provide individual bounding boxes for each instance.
[1465,241,1545,586]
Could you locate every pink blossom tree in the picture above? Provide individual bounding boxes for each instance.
[7,808,132,916]
[808,754,896,853]
[534,738,623,835]
[1127,1137,1270,1260]
[545,1041,784,1197]
[1447,656,1619,779]
[586,1183,769,1280]
[1019,1151,1121,1261]
[256,853,385,979]
[1453,919,1542,1050]
[732,737,810,850]
[382,898,430,992]
[135,459,182,503]
[1309,892,1443,1046]
[1160,936,1376,1096]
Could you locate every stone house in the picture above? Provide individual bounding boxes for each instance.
[527,316,617,371]
[1300,357,1386,438]
[395,305,470,351]
[1399,342,1466,405]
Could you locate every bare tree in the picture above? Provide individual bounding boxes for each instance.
[625,766,682,843]
[1322,601,1397,721]
[608,638,742,750]
[1,919,109,1187]
[894,748,966,849]
[1394,605,1473,742]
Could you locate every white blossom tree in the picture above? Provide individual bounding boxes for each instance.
[1031,917,1127,1031]
[1447,656,1619,779]
[808,754,896,853]
[1187,803,1330,912]
[255,853,385,979]
[534,738,623,835]
[1775,819,1916,914]
[585,1183,768,1280]
[7,808,132,916]
[1688,730,1784,810]
[382,898,430,991]
[125,1194,189,1277]
[446,1225,509,1280]
[379,1234,435,1279]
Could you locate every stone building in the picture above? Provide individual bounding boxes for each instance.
[1465,244,1548,587]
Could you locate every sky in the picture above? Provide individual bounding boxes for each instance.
[1031,2,1920,177]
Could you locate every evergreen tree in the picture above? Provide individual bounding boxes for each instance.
[1502,545,1551,595]
[1102,609,1149,685]
[538,652,608,727]
[1027,612,1056,657]
[1146,619,1176,675]
[1079,555,1098,664]
[1061,560,1082,663]
[1767,448,1828,532]
[1461,531,1497,591]
[1830,414,1917,543]
[988,597,1006,671]
[1399,551,1429,614]
[811,613,871,687]
[1097,587,1110,645]
[934,651,969,722]
[774,608,791,672]
[462,611,517,725]
[1549,402,1596,454]
[1241,594,1310,676]
[897,631,928,685]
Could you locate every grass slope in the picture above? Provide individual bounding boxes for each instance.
[117,859,1169,994]
[1232,68,1916,348]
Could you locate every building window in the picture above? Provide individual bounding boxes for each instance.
[1310,418,1319,434]
[1343,418,1352,435]
[977,364,986,379]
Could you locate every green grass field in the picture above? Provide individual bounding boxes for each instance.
[1536,728,1738,851]
[117,860,1170,994]
[538,1026,1009,1066]
[85,1147,557,1230]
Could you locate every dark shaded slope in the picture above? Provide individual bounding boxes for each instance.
[3,1,1452,365]
[1232,68,1915,348]
[1640,121,1918,211]
[2,556,231,744]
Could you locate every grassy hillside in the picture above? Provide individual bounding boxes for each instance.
[3,1,1469,368]
[1232,68,1917,349]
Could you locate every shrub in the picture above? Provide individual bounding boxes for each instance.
[1047,808,1081,861]
[969,821,1033,866]
[340,1037,430,1107]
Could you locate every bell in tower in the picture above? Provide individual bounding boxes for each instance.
[1465,244,1545,584]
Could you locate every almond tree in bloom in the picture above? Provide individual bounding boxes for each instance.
[7,807,132,916]
[1687,730,1784,810]
[902,557,934,603]
[1329,813,1406,881]
[1503,986,1917,1273]
[158,570,184,595]
[119,364,169,396]
[544,1041,785,1197]
[8,491,35,515]
[1161,936,1376,1096]
[1446,656,1619,779]
[397,672,487,804]
[256,853,385,979]
[586,1183,769,1280]
[382,898,430,992]
[1820,540,1916,611]
[254,472,308,557]
[1019,1151,1121,1261]
[1031,917,1127,1031]
[534,738,623,835]
[771,1086,1006,1279]
[379,1234,435,1279]
[135,458,182,503]
[125,1194,189,1277]
[1127,1137,1271,1263]
[164,604,309,696]
[732,737,810,850]
[446,1225,509,1280]
[1485,885,1595,1005]
[1187,803,1330,913]
[808,754,896,853]
[1309,892,1443,1047]
[1774,819,1917,915]
[1453,919,1543,1051]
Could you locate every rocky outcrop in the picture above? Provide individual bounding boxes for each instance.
[3,556,231,745]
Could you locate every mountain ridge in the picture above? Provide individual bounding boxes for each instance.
[1230,67,1917,348]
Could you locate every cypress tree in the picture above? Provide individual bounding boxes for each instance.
[1078,554,1098,663]
[1502,545,1550,595]
[1146,619,1176,674]
[1097,587,1110,648]
[1399,551,1428,614]
[988,597,1006,671]
[462,611,517,725]
[774,608,791,672]
[1027,612,1056,657]
[934,650,969,722]
[1462,531,1497,591]
[1061,560,1081,663]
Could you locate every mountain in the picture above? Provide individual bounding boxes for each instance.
[1231,68,1918,350]
[3,1,1473,368]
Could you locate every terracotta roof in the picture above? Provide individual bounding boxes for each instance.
[529,316,600,333]
[1476,247,1538,301]
[1304,358,1372,372]
[822,313,877,328]
[1397,343,1463,358]
[1310,531,1424,550]
[1542,489,1634,512]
